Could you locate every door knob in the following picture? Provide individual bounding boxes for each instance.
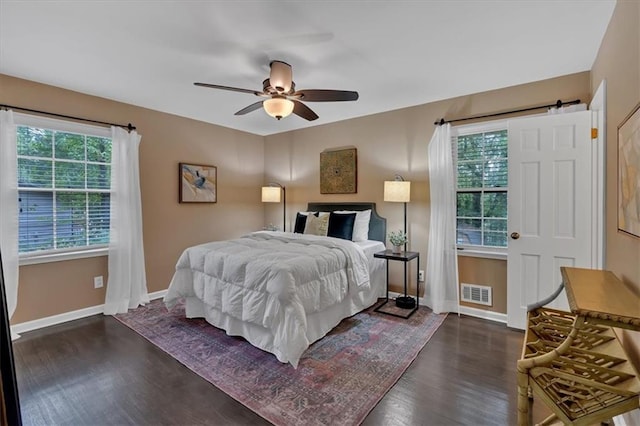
[510,232,520,240]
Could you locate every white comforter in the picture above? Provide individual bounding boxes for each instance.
[164,231,373,366]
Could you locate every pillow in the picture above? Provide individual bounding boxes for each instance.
[327,212,357,240]
[335,209,371,242]
[294,211,330,233]
[303,213,329,236]
[294,211,315,233]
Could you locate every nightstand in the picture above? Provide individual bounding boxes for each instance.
[373,250,420,319]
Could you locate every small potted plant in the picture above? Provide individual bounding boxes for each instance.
[388,230,408,253]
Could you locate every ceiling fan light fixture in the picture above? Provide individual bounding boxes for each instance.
[263,97,294,120]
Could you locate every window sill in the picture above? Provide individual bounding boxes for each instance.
[19,247,108,266]
[456,248,507,260]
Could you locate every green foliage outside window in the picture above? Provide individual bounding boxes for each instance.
[17,125,111,253]
[456,129,508,247]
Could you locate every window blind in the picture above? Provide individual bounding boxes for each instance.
[17,125,111,254]
[455,129,508,247]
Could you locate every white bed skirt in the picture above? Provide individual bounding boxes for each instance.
[182,258,385,368]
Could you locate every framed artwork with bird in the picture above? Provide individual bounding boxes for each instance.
[179,163,217,203]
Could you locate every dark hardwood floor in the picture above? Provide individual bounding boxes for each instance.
[12,313,550,425]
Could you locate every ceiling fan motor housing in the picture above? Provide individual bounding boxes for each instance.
[263,79,296,96]
[269,60,293,93]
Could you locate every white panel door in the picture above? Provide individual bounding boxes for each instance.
[507,111,593,330]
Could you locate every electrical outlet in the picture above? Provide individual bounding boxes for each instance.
[418,270,425,282]
[94,276,104,289]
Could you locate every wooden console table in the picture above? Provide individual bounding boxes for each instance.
[517,267,640,425]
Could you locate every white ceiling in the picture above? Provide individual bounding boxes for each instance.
[0,1,615,136]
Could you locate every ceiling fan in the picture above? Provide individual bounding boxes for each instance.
[194,60,359,121]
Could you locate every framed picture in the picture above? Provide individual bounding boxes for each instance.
[179,163,217,203]
[320,148,357,194]
[618,102,640,238]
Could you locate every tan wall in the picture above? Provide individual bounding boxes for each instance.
[2,64,598,322]
[264,72,591,296]
[458,257,507,314]
[1,74,265,324]
[591,0,640,369]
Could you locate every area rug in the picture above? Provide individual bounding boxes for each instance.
[114,299,447,426]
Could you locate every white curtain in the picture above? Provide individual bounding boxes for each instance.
[0,111,20,336]
[104,127,149,315]
[426,123,460,314]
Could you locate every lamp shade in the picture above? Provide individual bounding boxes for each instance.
[263,97,294,120]
[261,186,281,203]
[384,180,411,203]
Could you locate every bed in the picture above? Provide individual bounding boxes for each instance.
[163,202,387,367]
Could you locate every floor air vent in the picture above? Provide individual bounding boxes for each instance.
[461,283,492,306]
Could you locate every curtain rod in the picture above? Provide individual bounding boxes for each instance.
[434,99,581,126]
[0,104,136,131]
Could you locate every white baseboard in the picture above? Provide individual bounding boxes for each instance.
[11,289,167,335]
[458,305,507,324]
[147,289,168,301]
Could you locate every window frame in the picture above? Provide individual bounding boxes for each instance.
[15,113,111,265]
[452,120,508,258]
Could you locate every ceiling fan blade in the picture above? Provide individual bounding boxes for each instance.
[234,101,264,116]
[194,82,261,96]
[292,100,319,121]
[269,61,293,93]
[295,89,359,102]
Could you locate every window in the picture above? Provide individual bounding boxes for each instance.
[16,115,111,260]
[454,123,508,249]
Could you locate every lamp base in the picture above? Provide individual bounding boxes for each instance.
[395,296,416,309]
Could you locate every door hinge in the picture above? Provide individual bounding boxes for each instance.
[591,128,598,139]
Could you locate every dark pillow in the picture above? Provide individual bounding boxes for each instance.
[327,212,357,240]
[294,212,317,233]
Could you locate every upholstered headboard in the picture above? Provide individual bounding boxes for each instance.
[306,202,386,243]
